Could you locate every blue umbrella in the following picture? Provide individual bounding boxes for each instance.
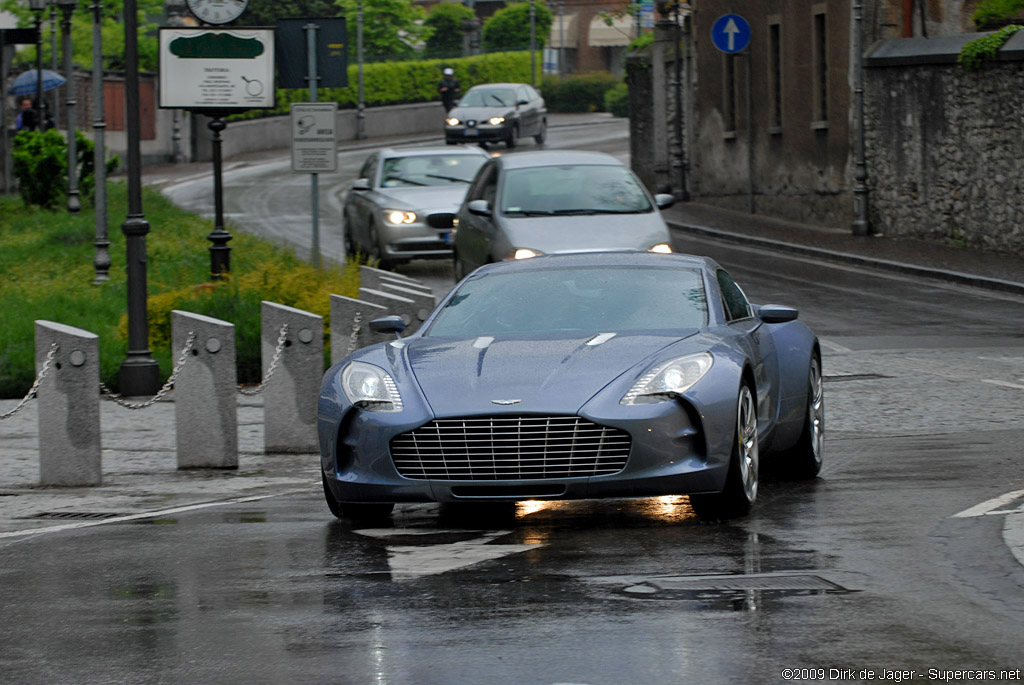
[6,69,66,96]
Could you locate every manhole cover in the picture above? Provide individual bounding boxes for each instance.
[635,573,844,592]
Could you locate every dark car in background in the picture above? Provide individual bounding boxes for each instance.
[451,150,677,278]
[444,82,547,148]
[342,145,490,268]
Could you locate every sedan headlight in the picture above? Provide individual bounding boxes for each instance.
[511,248,543,260]
[488,116,506,126]
[620,353,713,405]
[445,117,460,126]
[385,210,417,225]
[341,362,404,412]
[648,243,673,254]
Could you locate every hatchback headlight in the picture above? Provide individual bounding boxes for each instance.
[511,248,543,260]
[445,117,460,126]
[385,210,417,225]
[620,353,713,405]
[649,243,673,254]
[341,361,403,412]
[488,116,506,126]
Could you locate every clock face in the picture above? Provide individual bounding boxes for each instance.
[186,0,248,25]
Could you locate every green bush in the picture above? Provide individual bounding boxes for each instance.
[11,129,118,209]
[540,71,621,113]
[959,24,1023,68]
[604,82,629,118]
[229,51,532,122]
[972,0,1024,28]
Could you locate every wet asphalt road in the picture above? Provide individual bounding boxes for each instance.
[3,124,1024,683]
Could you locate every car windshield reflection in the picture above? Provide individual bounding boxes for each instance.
[500,165,654,215]
[381,154,487,188]
[427,266,708,337]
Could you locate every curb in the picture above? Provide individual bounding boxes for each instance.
[667,220,1024,297]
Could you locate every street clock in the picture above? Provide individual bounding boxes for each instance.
[186,0,248,25]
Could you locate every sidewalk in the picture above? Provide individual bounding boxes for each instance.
[3,112,1023,539]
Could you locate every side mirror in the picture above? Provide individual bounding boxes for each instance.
[757,304,799,323]
[369,315,406,338]
[467,199,492,217]
[518,99,529,106]
[352,178,371,191]
[654,193,676,210]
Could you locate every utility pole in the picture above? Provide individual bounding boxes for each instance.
[90,0,110,283]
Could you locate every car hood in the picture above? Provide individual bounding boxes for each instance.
[500,214,671,253]
[374,185,470,211]
[449,106,515,121]
[403,332,695,416]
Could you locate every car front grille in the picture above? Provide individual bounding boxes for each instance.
[426,213,456,229]
[390,415,631,480]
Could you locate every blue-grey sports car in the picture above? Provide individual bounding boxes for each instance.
[318,252,824,521]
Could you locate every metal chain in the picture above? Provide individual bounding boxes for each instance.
[346,310,363,356]
[238,324,289,396]
[0,343,58,420]
[100,331,197,410]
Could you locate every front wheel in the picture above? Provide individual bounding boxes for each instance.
[506,124,519,149]
[534,120,547,144]
[322,472,395,521]
[690,382,759,520]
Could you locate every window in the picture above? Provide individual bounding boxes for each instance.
[812,8,828,126]
[717,270,752,322]
[768,19,783,132]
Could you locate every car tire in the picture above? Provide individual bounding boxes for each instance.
[506,124,519,149]
[368,222,393,270]
[322,471,344,519]
[453,253,467,281]
[690,382,759,520]
[343,212,358,258]
[323,472,395,521]
[783,353,824,479]
[534,119,547,145]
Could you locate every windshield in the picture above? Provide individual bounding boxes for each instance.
[500,165,654,215]
[380,154,486,187]
[459,88,516,108]
[427,267,707,337]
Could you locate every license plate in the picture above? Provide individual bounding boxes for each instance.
[463,128,477,136]
[441,231,452,244]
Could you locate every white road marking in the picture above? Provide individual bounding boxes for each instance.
[981,379,1024,390]
[354,528,542,580]
[819,338,852,353]
[952,489,1024,518]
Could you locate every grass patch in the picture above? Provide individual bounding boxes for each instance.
[0,182,360,398]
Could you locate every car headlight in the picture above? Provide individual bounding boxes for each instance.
[648,243,673,254]
[488,116,506,126]
[511,248,543,260]
[620,353,713,405]
[385,210,417,225]
[341,361,404,412]
[445,117,460,126]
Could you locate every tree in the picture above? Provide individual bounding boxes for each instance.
[334,0,432,60]
[245,0,340,25]
[423,1,475,58]
[481,1,552,52]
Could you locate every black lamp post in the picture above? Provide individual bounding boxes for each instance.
[118,0,160,396]
[56,0,79,213]
[28,0,46,121]
[90,0,109,282]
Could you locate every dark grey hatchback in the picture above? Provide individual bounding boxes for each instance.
[444,82,547,148]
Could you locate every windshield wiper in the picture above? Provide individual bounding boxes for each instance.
[383,175,427,186]
[506,209,554,216]
[487,94,509,106]
[426,173,470,184]
[551,208,643,215]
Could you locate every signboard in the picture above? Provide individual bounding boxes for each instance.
[711,14,751,54]
[158,27,275,109]
[291,102,338,173]
[276,18,348,90]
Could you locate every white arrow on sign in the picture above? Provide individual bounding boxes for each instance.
[725,18,739,51]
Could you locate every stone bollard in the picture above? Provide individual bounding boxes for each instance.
[359,264,422,291]
[261,301,322,454]
[379,281,436,321]
[329,294,389,363]
[35,321,102,486]
[378,274,433,297]
[358,287,421,335]
[172,310,237,469]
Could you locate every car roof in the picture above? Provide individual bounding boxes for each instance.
[472,251,717,275]
[466,82,529,90]
[494,150,623,170]
[376,145,489,158]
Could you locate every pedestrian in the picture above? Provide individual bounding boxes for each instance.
[14,97,37,131]
[439,67,460,114]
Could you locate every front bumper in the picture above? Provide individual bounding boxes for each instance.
[445,123,513,144]
[378,221,454,260]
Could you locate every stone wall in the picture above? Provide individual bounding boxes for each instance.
[865,34,1024,255]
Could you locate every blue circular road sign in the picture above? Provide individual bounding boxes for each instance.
[711,14,751,54]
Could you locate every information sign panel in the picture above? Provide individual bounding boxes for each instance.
[291,102,338,173]
[158,27,275,109]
